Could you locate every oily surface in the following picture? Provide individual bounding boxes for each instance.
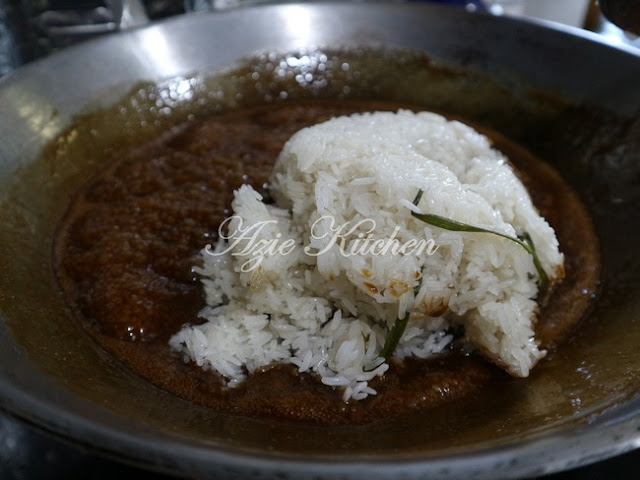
[54,100,600,425]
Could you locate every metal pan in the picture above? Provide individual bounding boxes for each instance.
[0,2,639,479]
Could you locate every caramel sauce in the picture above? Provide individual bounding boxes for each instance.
[53,100,600,425]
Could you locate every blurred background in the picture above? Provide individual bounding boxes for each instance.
[0,0,638,77]
[0,0,639,479]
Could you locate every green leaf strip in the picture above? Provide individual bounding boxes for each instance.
[410,190,549,294]
[368,189,550,368]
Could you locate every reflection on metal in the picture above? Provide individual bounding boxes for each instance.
[0,83,61,170]
[276,4,315,45]
[137,26,183,77]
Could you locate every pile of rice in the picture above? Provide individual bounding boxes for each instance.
[169,110,564,401]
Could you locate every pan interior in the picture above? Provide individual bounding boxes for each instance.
[0,47,639,457]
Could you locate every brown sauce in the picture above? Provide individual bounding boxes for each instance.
[53,100,600,425]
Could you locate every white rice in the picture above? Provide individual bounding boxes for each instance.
[169,110,564,401]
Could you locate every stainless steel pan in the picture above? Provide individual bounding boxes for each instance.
[0,2,639,479]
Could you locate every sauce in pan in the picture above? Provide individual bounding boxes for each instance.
[54,100,600,424]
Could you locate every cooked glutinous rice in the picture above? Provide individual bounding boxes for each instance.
[169,110,564,401]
